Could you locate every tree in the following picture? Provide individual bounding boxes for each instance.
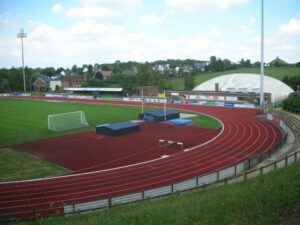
[95,71,103,80]
[184,74,195,90]
[71,64,77,73]
[55,85,61,92]
[41,67,55,76]
[1,78,10,92]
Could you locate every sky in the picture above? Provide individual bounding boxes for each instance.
[0,0,300,68]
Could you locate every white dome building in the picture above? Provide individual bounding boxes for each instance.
[193,73,294,103]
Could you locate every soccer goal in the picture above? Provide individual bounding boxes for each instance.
[48,111,89,132]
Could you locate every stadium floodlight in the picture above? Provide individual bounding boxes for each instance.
[164,90,166,121]
[48,111,89,132]
[260,0,264,109]
[17,28,27,93]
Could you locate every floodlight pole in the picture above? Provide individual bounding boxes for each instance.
[259,0,264,109]
[141,89,144,114]
[17,28,27,93]
[164,90,166,121]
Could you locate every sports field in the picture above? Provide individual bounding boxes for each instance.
[0,99,220,147]
[0,98,220,181]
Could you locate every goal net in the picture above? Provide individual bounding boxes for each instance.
[48,111,89,132]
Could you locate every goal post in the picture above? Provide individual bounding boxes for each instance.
[48,111,89,132]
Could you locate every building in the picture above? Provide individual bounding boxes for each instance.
[64,87,124,97]
[194,61,209,71]
[33,76,50,92]
[193,73,294,104]
[268,56,288,67]
[136,86,158,96]
[166,90,271,105]
[100,70,113,80]
[61,74,87,89]
[49,75,62,91]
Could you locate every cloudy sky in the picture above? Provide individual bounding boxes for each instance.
[0,0,299,68]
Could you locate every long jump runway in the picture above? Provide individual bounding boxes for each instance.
[0,98,283,219]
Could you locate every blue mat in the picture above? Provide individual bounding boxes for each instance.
[96,121,140,136]
[168,118,192,126]
[138,109,180,122]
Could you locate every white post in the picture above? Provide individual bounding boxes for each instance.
[141,89,144,114]
[259,0,264,109]
[164,90,166,121]
[48,115,51,130]
[17,28,27,93]
[80,111,83,124]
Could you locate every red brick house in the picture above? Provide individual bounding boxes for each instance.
[61,75,87,90]
[33,76,50,92]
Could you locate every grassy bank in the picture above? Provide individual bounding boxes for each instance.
[14,160,300,225]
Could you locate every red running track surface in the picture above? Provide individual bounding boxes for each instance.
[0,97,283,219]
[14,122,219,172]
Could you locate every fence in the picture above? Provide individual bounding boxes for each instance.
[63,149,299,215]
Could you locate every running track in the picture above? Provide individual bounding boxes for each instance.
[0,97,283,219]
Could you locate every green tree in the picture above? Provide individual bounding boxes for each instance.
[184,74,195,90]
[41,67,55,77]
[1,78,11,92]
[55,85,61,92]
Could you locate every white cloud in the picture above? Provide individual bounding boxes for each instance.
[52,0,143,20]
[279,18,300,36]
[0,13,18,29]
[165,0,249,11]
[140,13,166,25]
[239,17,255,34]
[79,0,144,10]
[69,19,123,35]
[52,3,63,13]
[64,6,120,19]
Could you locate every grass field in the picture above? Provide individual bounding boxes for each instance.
[169,66,300,90]
[13,159,300,225]
[0,148,69,182]
[0,99,220,147]
[0,98,220,181]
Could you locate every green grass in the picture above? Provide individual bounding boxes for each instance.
[190,113,221,129]
[0,99,220,147]
[170,67,300,90]
[14,160,300,225]
[0,148,69,182]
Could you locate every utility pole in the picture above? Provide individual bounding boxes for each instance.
[17,28,27,93]
[259,0,264,109]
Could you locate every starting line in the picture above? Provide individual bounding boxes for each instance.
[159,139,184,150]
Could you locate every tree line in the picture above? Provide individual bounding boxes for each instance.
[1,57,299,93]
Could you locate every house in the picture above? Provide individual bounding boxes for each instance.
[137,86,158,96]
[49,75,62,91]
[33,75,50,92]
[268,56,288,67]
[61,74,87,90]
[194,61,209,72]
[153,64,170,74]
[100,70,113,80]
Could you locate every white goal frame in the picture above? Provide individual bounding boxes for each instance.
[48,111,89,132]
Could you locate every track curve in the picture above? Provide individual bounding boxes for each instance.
[0,98,283,219]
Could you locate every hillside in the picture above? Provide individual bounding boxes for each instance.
[169,67,300,90]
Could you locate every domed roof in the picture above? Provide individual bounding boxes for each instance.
[193,73,294,103]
